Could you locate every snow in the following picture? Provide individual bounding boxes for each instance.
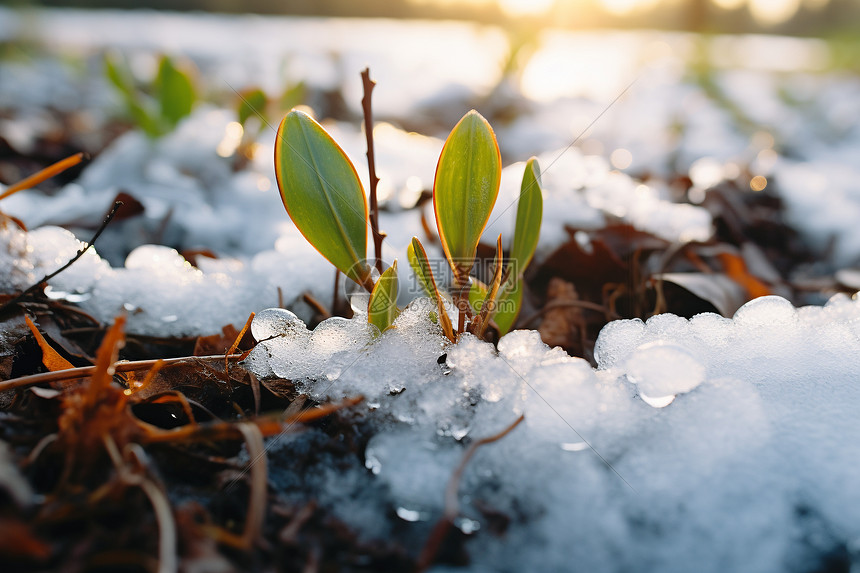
[242,293,860,572]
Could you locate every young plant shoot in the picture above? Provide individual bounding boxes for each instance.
[105,53,197,138]
[274,104,540,340]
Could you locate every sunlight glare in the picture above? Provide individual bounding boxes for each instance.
[498,0,555,16]
[599,0,660,16]
[601,0,642,15]
[748,0,802,24]
[712,0,746,9]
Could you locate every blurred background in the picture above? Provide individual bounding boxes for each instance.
[4,0,860,35]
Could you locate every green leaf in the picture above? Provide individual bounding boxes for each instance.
[155,56,196,129]
[274,110,372,289]
[493,277,523,336]
[407,237,437,299]
[510,157,543,276]
[407,237,455,342]
[468,279,488,314]
[368,261,399,332]
[433,110,501,284]
[280,81,306,112]
[104,53,161,137]
[238,87,267,127]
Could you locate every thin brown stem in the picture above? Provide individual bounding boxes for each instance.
[416,414,525,572]
[0,354,245,393]
[361,67,386,273]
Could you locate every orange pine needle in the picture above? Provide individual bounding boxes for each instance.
[0,152,86,201]
[225,312,254,381]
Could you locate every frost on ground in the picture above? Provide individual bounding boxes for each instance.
[238,294,860,573]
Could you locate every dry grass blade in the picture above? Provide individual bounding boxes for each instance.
[86,314,126,405]
[104,438,177,573]
[474,235,506,339]
[141,396,364,443]
[237,423,267,549]
[416,414,525,572]
[0,152,87,201]
[202,424,267,551]
[125,359,165,396]
[225,312,254,382]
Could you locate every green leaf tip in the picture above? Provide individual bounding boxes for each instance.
[368,260,399,332]
[407,237,455,343]
[510,156,543,276]
[433,109,502,285]
[407,237,437,299]
[274,109,372,290]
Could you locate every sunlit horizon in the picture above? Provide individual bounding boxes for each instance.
[411,0,833,26]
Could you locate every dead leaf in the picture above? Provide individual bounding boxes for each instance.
[539,278,584,350]
[656,273,747,316]
[111,191,145,220]
[24,315,74,372]
[717,252,771,299]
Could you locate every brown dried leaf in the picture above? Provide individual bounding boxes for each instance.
[111,191,145,220]
[538,278,583,350]
[656,273,747,317]
[24,315,74,372]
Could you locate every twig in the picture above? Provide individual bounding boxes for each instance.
[332,269,341,316]
[361,68,386,273]
[0,201,123,315]
[416,414,525,572]
[302,293,331,320]
[279,501,317,544]
[0,354,245,393]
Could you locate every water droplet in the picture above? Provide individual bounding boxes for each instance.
[733,295,796,327]
[454,517,480,534]
[251,307,306,341]
[396,506,429,522]
[625,341,705,401]
[639,393,676,408]
[560,442,589,452]
[365,448,382,475]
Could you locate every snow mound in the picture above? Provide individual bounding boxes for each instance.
[244,293,860,573]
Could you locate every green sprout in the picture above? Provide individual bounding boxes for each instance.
[273,101,542,340]
[105,53,197,138]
